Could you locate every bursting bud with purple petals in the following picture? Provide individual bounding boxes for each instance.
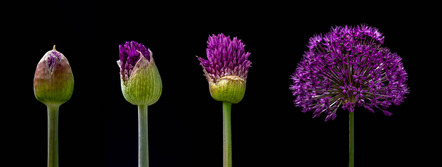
[34,45,74,105]
[117,41,162,106]
[290,24,409,121]
[198,33,251,104]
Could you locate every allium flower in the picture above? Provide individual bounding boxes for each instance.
[117,41,162,106]
[198,33,251,104]
[197,33,251,167]
[117,41,162,167]
[33,45,74,167]
[34,45,74,105]
[290,24,409,121]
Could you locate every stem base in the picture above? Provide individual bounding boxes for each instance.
[349,111,354,167]
[222,102,232,167]
[138,105,149,167]
[47,103,60,167]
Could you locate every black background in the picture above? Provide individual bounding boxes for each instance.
[5,1,438,167]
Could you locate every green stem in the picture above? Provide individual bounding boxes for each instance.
[222,102,232,167]
[138,105,149,167]
[47,103,60,167]
[349,111,355,167]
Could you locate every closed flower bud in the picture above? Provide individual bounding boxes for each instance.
[34,46,74,105]
[198,34,251,104]
[117,41,162,106]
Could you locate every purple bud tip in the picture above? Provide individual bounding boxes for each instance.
[290,24,409,121]
[47,50,62,72]
[118,41,151,80]
[198,33,251,82]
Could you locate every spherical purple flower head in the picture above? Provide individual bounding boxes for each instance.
[198,33,251,83]
[290,24,409,121]
[118,41,151,82]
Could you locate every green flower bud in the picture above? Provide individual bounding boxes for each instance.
[33,46,74,105]
[118,41,162,106]
[209,76,246,104]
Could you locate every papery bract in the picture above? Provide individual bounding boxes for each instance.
[117,41,162,106]
[34,46,74,105]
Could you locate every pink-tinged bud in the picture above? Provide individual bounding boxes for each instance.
[34,45,74,106]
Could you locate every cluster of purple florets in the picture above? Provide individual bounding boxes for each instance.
[198,33,251,82]
[119,41,151,81]
[47,51,61,72]
[290,24,409,121]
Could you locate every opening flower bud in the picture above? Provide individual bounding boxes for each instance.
[117,41,162,106]
[33,46,74,105]
[209,75,246,104]
[198,34,251,104]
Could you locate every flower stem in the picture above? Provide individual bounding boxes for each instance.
[349,111,355,167]
[222,102,232,167]
[47,103,60,167]
[138,105,149,167]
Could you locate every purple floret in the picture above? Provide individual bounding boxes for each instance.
[119,41,151,81]
[290,24,409,121]
[47,51,61,72]
[198,33,251,82]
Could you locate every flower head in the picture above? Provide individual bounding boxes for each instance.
[290,24,409,121]
[34,45,74,105]
[117,41,162,106]
[198,33,251,103]
[118,41,151,83]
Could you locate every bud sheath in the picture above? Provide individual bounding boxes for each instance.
[34,48,74,105]
[209,76,246,104]
[119,51,162,106]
